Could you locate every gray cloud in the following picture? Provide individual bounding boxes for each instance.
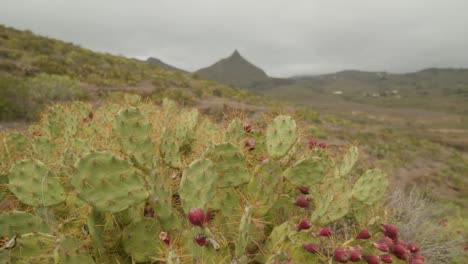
[1,0,468,77]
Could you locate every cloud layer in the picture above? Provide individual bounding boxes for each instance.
[2,0,467,77]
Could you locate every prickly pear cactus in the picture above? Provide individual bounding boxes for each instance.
[223,118,245,143]
[71,151,149,212]
[122,218,166,262]
[179,159,218,213]
[113,107,155,168]
[283,157,325,188]
[0,97,401,264]
[352,169,388,205]
[336,145,359,177]
[204,143,250,188]
[8,159,65,207]
[0,211,50,237]
[266,115,298,159]
[247,160,282,216]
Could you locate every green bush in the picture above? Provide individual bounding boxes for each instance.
[0,73,85,120]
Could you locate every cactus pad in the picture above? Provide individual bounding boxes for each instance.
[8,159,65,207]
[266,115,298,159]
[223,118,245,143]
[179,159,218,214]
[234,206,252,260]
[0,211,50,238]
[283,157,325,188]
[352,169,388,205]
[122,218,165,262]
[204,143,250,188]
[3,232,56,263]
[71,151,149,213]
[160,130,182,168]
[113,107,155,168]
[337,146,359,177]
[247,160,282,216]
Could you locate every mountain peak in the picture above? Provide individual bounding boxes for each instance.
[146,57,186,73]
[196,50,271,88]
[230,49,242,58]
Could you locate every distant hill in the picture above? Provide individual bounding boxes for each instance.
[146,57,187,73]
[196,50,272,89]
[292,68,468,97]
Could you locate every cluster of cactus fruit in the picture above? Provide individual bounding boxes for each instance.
[0,95,426,263]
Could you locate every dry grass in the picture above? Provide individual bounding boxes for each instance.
[388,188,466,263]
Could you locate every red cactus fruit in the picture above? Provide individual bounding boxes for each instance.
[411,253,425,262]
[82,118,88,124]
[410,259,424,264]
[259,155,269,164]
[333,247,350,263]
[374,237,394,252]
[317,226,332,237]
[244,138,256,151]
[318,142,327,149]
[406,242,420,253]
[297,219,311,231]
[349,246,362,262]
[243,122,252,133]
[144,205,154,218]
[303,243,319,253]
[382,224,398,241]
[356,228,372,239]
[308,138,318,149]
[88,112,94,120]
[204,210,214,224]
[294,196,309,208]
[364,254,380,264]
[391,244,409,260]
[159,231,170,246]
[380,254,393,263]
[194,233,207,246]
[188,208,205,226]
[395,239,407,247]
[297,186,309,194]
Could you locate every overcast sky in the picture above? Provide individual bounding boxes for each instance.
[1,0,468,77]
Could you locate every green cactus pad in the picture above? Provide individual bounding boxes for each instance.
[0,211,50,238]
[283,157,325,188]
[55,236,95,264]
[223,118,245,143]
[337,146,359,177]
[122,218,165,263]
[86,210,122,253]
[71,151,149,213]
[247,160,283,216]
[45,105,65,138]
[352,169,388,206]
[4,232,56,263]
[234,206,252,260]
[8,159,65,207]
[3,132,29,158]
[160,130,182,168]
[32,137,61,164]
[113,107,155,168]
[204,143,250,188]
[266,115,298,159]
[179,159,218,214]
[256,221,292,263]
[311,193,351,225]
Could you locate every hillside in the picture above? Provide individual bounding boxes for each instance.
[0,24,271,121]
[196,50,271,88]
[146,57,187,73]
